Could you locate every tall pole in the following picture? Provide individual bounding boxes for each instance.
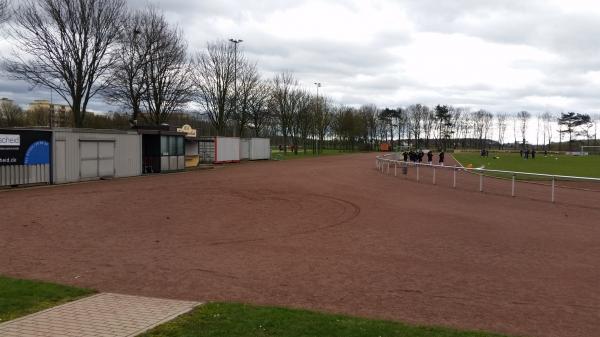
[314,82,322,154]
[49,90,54,128]
[229,39,243,137]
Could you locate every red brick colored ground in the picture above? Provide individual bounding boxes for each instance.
[1,153,599,337]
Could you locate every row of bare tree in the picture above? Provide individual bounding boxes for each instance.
[369,106,600,151]
[0,1,598,152]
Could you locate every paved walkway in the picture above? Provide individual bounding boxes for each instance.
[0,293,199,337]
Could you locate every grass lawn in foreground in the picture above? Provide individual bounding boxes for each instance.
[271,149,365,161]
[0,276,94,323]
[453,152,600,179]
[140,302,511,337]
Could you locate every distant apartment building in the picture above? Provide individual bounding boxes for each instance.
[1,97,15,105]
[27,99,71,127]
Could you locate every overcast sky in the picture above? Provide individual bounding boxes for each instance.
[2,0,600,116]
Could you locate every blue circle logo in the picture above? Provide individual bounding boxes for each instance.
[24,141,50,165]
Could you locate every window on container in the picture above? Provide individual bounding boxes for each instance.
[177,137,184,156]
[161,136,168,156]
[169,136,177,156]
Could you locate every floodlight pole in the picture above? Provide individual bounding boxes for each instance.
[230,38,243,136]
[314,82,322,154]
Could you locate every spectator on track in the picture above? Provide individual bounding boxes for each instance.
[439,151,445,166]
[418,151,424,163]
[427,151,433,164]
[403,151,408,162]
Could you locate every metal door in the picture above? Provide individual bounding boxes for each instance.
[80,141,115,179]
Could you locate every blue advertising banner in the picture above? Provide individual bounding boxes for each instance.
[0,129,52,166]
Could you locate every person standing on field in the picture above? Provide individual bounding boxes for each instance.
[532,149,536,159]
[439,151,445,166]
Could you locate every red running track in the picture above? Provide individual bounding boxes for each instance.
[1,153,599,337]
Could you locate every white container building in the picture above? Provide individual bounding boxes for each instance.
[247,138,271,160]
[52,128,142,184]
[215,137,240,163]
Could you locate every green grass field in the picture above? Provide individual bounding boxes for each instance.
[453,152,600,179]
[141,303,510,337]
[0,276,513,336]
[0,276,94,323]
[270,149,364,161]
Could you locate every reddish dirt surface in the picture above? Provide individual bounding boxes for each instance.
[2,153,600,337]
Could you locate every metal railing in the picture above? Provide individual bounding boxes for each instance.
[375,154,600,204]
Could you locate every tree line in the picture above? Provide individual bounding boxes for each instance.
[0,0,599,153]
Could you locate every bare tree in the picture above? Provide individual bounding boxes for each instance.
[359,105,378,149]
[472,110,493,148]
[313,96,332,154]
[408,104,425,148]
[248,80,272,137]
[0,0,10,24]
[512,113,519,148]
[104,9,149,122]
[139,9,193,125]
[293,90,312,153]
[517,111,531,146]
[482,111,493,148]
[286,88,306,154]
[593,113,600,144]
[233,61,260,137]
[271,71,299,153]
[5,0,126,127]
[25,105,51,126]
[422,106,435,147]
[0,99,23,126]
[496,113,508,149]
[450,107,463,148]
[194,40,236,135]
[541,112,554,149]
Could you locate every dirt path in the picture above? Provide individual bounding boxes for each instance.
[1,153,599,337]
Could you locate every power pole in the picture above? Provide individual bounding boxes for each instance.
[229,39,243,137]
[314,82,322,154]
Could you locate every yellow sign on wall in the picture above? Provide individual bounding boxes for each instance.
[177,124,197,138]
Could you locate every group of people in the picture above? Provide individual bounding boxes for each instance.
[402,150,445,166]
[519,148,537,160]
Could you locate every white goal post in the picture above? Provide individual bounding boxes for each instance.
[581,146,600,155]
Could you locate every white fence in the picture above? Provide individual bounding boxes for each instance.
[376,154,600,205]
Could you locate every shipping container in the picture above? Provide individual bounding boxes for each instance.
[248,138,271,160]
[0,128,52,187]
[52,128,142,184]
[215,137,240,163]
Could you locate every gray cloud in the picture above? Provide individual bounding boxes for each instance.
[1,0,600,115]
